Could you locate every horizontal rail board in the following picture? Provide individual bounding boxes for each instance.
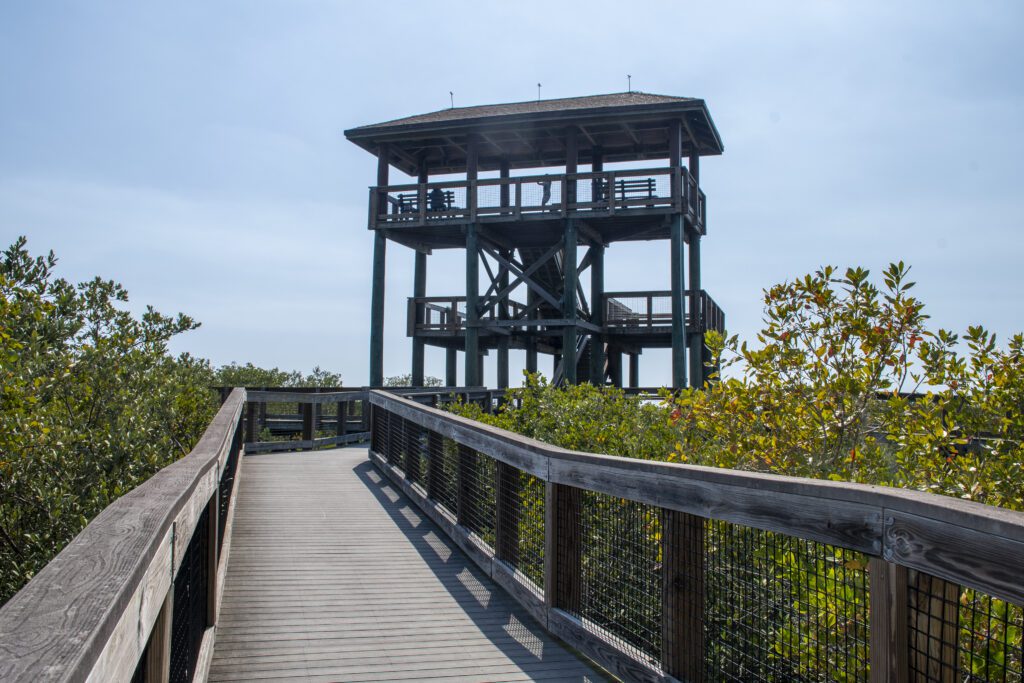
[244,432,369,454]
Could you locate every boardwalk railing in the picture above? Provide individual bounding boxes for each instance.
[368,390,1024,683]
[605,289,726,335]
[240,386,503,454]
[0,388,246,683]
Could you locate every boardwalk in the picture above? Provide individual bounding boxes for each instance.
[209,446,604,682]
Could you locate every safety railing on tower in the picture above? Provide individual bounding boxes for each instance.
[604,289,726,334]
[369,166,706,233]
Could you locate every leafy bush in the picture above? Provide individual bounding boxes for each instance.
[0,238,217,604]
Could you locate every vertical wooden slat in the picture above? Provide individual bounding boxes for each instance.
[909,569,959,683]
[545,483,581,613]
[144,591,172,683]
[869,557,909,683]
[495,461,521,566]
[301,403,314,442]
[404,420,420,483]
[662,509,705,682]
[245,401,257,443]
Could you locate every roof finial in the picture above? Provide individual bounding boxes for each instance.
[537,83,541,102]
[627,74,632,93]
[449,91,454,109]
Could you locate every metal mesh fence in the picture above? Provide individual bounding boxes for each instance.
[908,574,1023,682]
[605,294,673,327]
[426,431,459,514]
[217,416,242,558]
[169,506,209,683]
[457,445,496,549]
[704,520,871,682]
[571,490,663,667]
[495,464,546,590]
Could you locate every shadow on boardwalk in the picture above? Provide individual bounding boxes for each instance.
[209,446,604,682]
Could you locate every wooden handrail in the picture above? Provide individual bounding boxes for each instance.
[0,388,247,683]
[368,390,1024,682]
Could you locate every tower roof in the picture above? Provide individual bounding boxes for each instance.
[345,92,723,175]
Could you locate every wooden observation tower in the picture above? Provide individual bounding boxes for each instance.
[345,92,725,390]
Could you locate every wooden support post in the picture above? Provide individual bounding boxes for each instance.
[526,290,538,374]
[688,233,703,389]
[369,230,387,387]
[497,247,511,389]
[426,430,443,500]
[412,250,427,387]
[545,482,581,613]
[245,401,257,443]
[869,558,909,683]
[499,158,510,213]
[610,350,623,388]
[562,220,578,384]
[589,245,605,385]
[457,444,477,533]
[495,461,521,565]
[629,352,639,388]
[908,569,959,683]
[144,591,172,683]
[404,420,420,483]
[465,224,480,386]
[565,126,578,207]
[301,403,314,442]
[336,400,346,437]
[670,215,687,390]
[446,347,457,386]
[662,510,705,682]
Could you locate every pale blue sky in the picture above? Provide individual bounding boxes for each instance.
[2,2,1022,386]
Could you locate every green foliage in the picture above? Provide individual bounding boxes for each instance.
[0,237,217,605]
[450,262,1024,680]
[213,362,343,388]
[383,374,444,387]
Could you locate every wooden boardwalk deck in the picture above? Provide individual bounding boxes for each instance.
[209,446,604,682]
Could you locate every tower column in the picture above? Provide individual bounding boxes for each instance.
[589,244,605,385]
[497,161,511,389]
[411,250,427,386]
[668,121,687,390]
[465,223,480,386]
[687,233,703,388]
[445,347,457,386]
[369,142,390,387]
[561,220,578,385]
[628,352,639,388]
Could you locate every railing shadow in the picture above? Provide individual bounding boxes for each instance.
[351,457,607,682]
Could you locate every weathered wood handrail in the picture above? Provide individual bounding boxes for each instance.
[368,389,1024,683]
[0,388,247,683]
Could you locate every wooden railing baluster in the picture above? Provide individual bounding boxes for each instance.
[662,509,706,682]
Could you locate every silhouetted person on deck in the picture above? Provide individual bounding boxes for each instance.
[429,187,446,211]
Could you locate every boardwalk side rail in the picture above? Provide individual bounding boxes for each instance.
[368,390,1024,683]
[0,388,247,683]
[241,386,503,454]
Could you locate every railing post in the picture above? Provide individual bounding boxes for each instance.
[869,557,909,683]
[144,591,172,683]
[206,490,219,626]
[245,401,257,443]
[495,462,521,566]
[301,402,314,443]
[426,430,443,500]
[908,569,959,682]
[545,483,581,613]
[662,509,705,682]
[404,420,421,483]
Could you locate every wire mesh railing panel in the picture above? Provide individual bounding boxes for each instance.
[573,490,663,667]
[520,178,563,211]
[908,575,1023,682]
[397,417,427,488]
[605,294,673,327]
[169,506,209,683]
[217,418,241,557]
[426,431,459,514]
[457,446,496,549]
[705,520,870,682]
[495,465,545,590]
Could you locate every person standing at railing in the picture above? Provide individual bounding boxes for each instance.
[429,186,446,211]
[537,177,551,206]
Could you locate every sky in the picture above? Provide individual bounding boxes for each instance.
[1,1,1022,387]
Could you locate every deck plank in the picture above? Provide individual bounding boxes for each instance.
[209,446,604,682]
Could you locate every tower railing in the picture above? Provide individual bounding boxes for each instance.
[604,289,725,334]
[369,166,705,232]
